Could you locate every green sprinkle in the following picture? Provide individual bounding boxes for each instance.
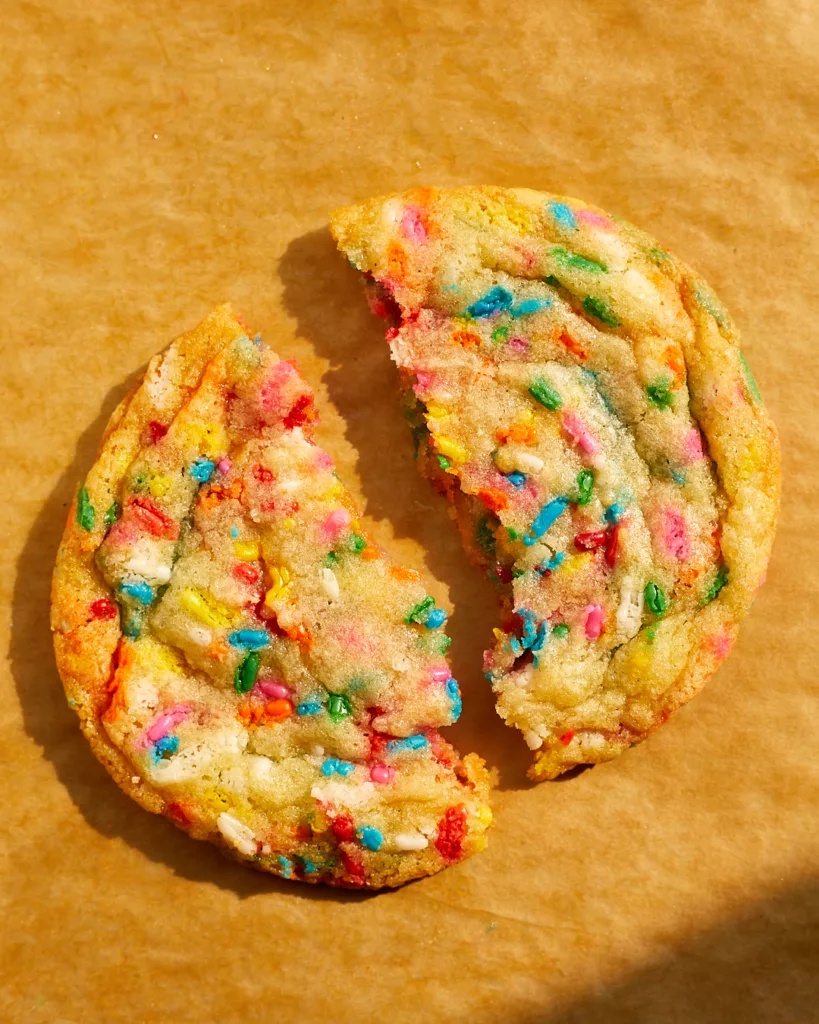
[645,626,658,645]
[551,246,608,274]
[323,551,339,567]
[506,527,519,541]
[327,693,353,722]
[436,454,451,471]
[234,652,259,693]
[644,582,668,616]
[544,275,562,288]
[76,486,95,531]
[696,287,725,323]
[647,246,669,265]
[739,352,762,403]
[576,469,594,505]
[348,533,367,553]
[703,566,729,605]
[425,633,452,655]
[528,376,563,411]
[405,595,435,625]
[475,516,497,557]
[582,296,619,327]
[491,325,510,343]
[646,377,674,409]
[104,501,121,528]
[511,568,527,578]
[552,623,570,638]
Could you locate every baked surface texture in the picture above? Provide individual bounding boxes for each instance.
[51,306,492,887]
[331,186,781,780]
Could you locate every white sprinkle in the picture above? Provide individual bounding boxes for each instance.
[515,452,544,472]
[320,567,340,601]
[394,832,429,851]
[216,812,257,857]
[188,626,212,647]
[311,781,375,809]
[130,775,141,784]
[616,578,644,638]
[524,730,543,750]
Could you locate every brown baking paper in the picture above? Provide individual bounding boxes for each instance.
[2,1,817,1021]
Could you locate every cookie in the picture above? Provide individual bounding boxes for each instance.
[51,306,493,887]
[331,187,781,780]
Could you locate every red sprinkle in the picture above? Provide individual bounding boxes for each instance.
[147,420,168,444]
[604,523,621,567]
[477,487,509,512]
[253,464,274,483]
[89,597,118,621]
[434,804,468,863]
[560,730,576,746]
[233,563,259,585]
[283,393,315,430]
[574,530,607,552]
[166,802,192,826]
[340,849,366,886]
[331,815,357,844]
[129,497,179,540]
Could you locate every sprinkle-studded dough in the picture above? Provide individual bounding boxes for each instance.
[51,307,492,887]
[332,186,780,780]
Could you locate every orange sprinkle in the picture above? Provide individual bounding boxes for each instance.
[263,699,293,723]
[497,422,537,445]
[386,241,408,280]
[207,640,229,662]
[558,330,587,361]
[662,345,686,387]
[390,565,422,583]
[451,330,481,348]
[284,622,313,649]
[360,546,380,561]
[477,488,509,512]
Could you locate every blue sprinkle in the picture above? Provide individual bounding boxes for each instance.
[119,580,154,605]
[506,471,527,489]
[122,611,142,639]
[228,629,270,650]
[510,297,552,318]
[519,609,538,643]
[387,734,429,753]
[484,671,497,683]
[321,758,339,776]
[531,620,549,654]
[509,637,524,657]
[336,761,355,777]
[253,332,263,348]
[357,826,384,852]
[523,497,569,545]
[278,855,294,878]
[151,735,179,763]
[539,551,566,573]
[298,857,319,874]
[547,201,578,230]
[230,525,240,539]
[424,607,447,630]
[671,469,687,486]
[604,502,625,524]
[446,678,462,722]
[467,285,514,318]
[297,701,322,716]
[189,457,215,483]
[443,282,462,293]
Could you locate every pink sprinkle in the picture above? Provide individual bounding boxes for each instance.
[709,630,733,661]
[259,361,295,410]
[314,450,334,472]
[401,205,427,243]
[322,507,351,542]
[683,429,704,463]
[577,209,615,230]
[217,458,232,474]
[258,680,290,699]
[370,763,395,784]
[508,337,529,352]
[429,666,450,683]
[662,506,691,560]
[583,604,604,640]
[562,411,600,457]
[413,370,441,396]
[146,705,190,743]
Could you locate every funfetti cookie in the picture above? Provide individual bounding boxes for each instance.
[331,187,781,781]
[51,306,493,888]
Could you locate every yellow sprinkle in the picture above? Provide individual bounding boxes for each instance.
[435,436,468,464]
[472,835,488,853]
[184,422,228,458]
[202,787,231,813]
[179,587,233,628]
[148,475,172,498]
[562,552,594,576]
[264,566,292,605]
[476,805,494,828]
[492,627,505,641]
[283,517,296,529]
[628,649,652,672]
[321,481,344,502]
[426,404,450,420]
[233,540,259,561]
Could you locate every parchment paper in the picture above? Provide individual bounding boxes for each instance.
[2,2,817,1021]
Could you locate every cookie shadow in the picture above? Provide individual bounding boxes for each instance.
[8,370,373,903]
[278,228,536,791]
